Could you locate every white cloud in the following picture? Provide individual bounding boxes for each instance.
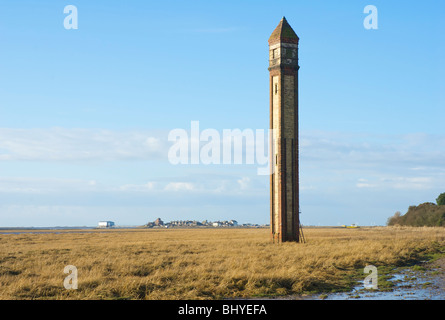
[383,177,434,190]
[300,131,445,170]
[119,182,157,192]
[1,128,444,227]
[356,176,435,190]
[164,182,195,191]
[237,177,250,190]
[145,137,160,149]
[3,128,442,172]
[356,179,377,188]
[0,128,168,161]
[0,177,98,193]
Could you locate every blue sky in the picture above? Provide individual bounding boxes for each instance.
[0,0,444,227]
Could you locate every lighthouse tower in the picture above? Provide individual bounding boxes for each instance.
[268,17,300,242]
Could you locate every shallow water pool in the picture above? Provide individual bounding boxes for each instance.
[324,267,445,300]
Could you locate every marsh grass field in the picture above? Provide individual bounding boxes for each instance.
[1,226,445,300]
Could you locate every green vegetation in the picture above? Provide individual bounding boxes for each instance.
[388,200,445,227]
[437,193,445,206]
[387,193,445,227]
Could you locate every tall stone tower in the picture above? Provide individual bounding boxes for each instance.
[268,17,300,242]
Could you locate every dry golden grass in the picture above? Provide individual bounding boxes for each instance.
[1,226,445,300]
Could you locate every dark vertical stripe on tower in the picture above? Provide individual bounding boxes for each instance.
[280,73,286,242]
[295,69,299,242]
[269,74,274,242]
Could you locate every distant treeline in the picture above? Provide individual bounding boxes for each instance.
[388,193,445,227]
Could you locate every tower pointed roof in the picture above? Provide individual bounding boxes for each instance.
[268,17,299,44]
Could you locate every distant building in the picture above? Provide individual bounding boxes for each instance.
[98,221,115,228]
[154,218,164,226]
[145,218,240,228]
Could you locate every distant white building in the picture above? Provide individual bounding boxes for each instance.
[98,221,115,228]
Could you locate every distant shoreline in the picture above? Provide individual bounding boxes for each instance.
[0,225,383,231]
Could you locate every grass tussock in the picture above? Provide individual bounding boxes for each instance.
[1,226,445,299]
